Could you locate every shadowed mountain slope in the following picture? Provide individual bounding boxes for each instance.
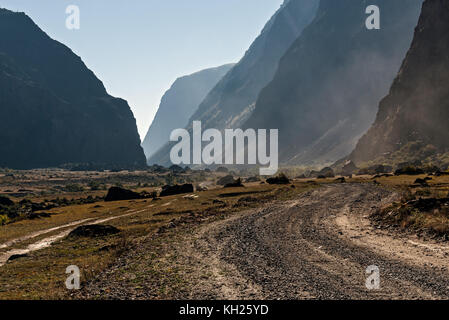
[245,0,423,166]
[0,9,146,169]
[349,0,449,167]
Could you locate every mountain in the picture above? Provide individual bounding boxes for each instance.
[149,0,320,165]
[244,0,424,167]
[0,9,146,169]
[348,0,449,167]
[142,64,234,161]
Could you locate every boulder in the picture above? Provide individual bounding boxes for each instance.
[394,166,424,176]
[335,177,346,183]
[7,253,28,262]
[159,184,194,197]
[0,196,14,206]
[341,160,358,176]
[318,167,335,178]
[105,187,143,202]
[224,178,244,188]
[266,174,290,185]
[217,175,236,186]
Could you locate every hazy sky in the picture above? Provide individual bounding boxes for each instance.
[0,0,284,140]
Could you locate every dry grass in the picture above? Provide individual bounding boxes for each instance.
[0,177,317,299]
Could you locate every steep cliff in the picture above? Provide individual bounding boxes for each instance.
[349,0,449,166]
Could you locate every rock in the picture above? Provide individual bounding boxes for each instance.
[216,167,229,173]
[319,167,335,178]
[358,165,393,175]
[7,253,28,262]
[310,167,335,178]
[159,184,194,197]
[105,187,143,202]
[395,166,425,176]
[414,178,429,186]
[435,171,449,177]
[224,178,244,188]
[0,196,14,206]
[217,175,236,186]
[244,176,261,183]
[68,225,120,238]
[266,174,290,185]
[335,177,346,183]
[341,160,358,176]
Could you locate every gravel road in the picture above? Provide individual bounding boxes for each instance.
[82,184,449,299]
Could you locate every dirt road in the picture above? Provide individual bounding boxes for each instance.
[83,184,449,299]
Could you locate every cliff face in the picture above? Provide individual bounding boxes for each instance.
[245,0,423,166]
[142,64,234,161]
[0,9,146,169]
[149,0,319,165]
[349,0,449,165]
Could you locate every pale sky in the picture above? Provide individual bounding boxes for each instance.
[0,0,284,140]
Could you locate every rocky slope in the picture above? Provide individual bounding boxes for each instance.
[149,0,319,165]
[0,9,146,169]
[142,64,234,161]
[245,0,424,166]
[349,0,449,167]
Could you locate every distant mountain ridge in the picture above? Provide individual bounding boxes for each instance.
[149,0,320,165]
[348,0,449,167]
[0,8,146,169]
[244,0,424,167]
[142,64,234,161]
